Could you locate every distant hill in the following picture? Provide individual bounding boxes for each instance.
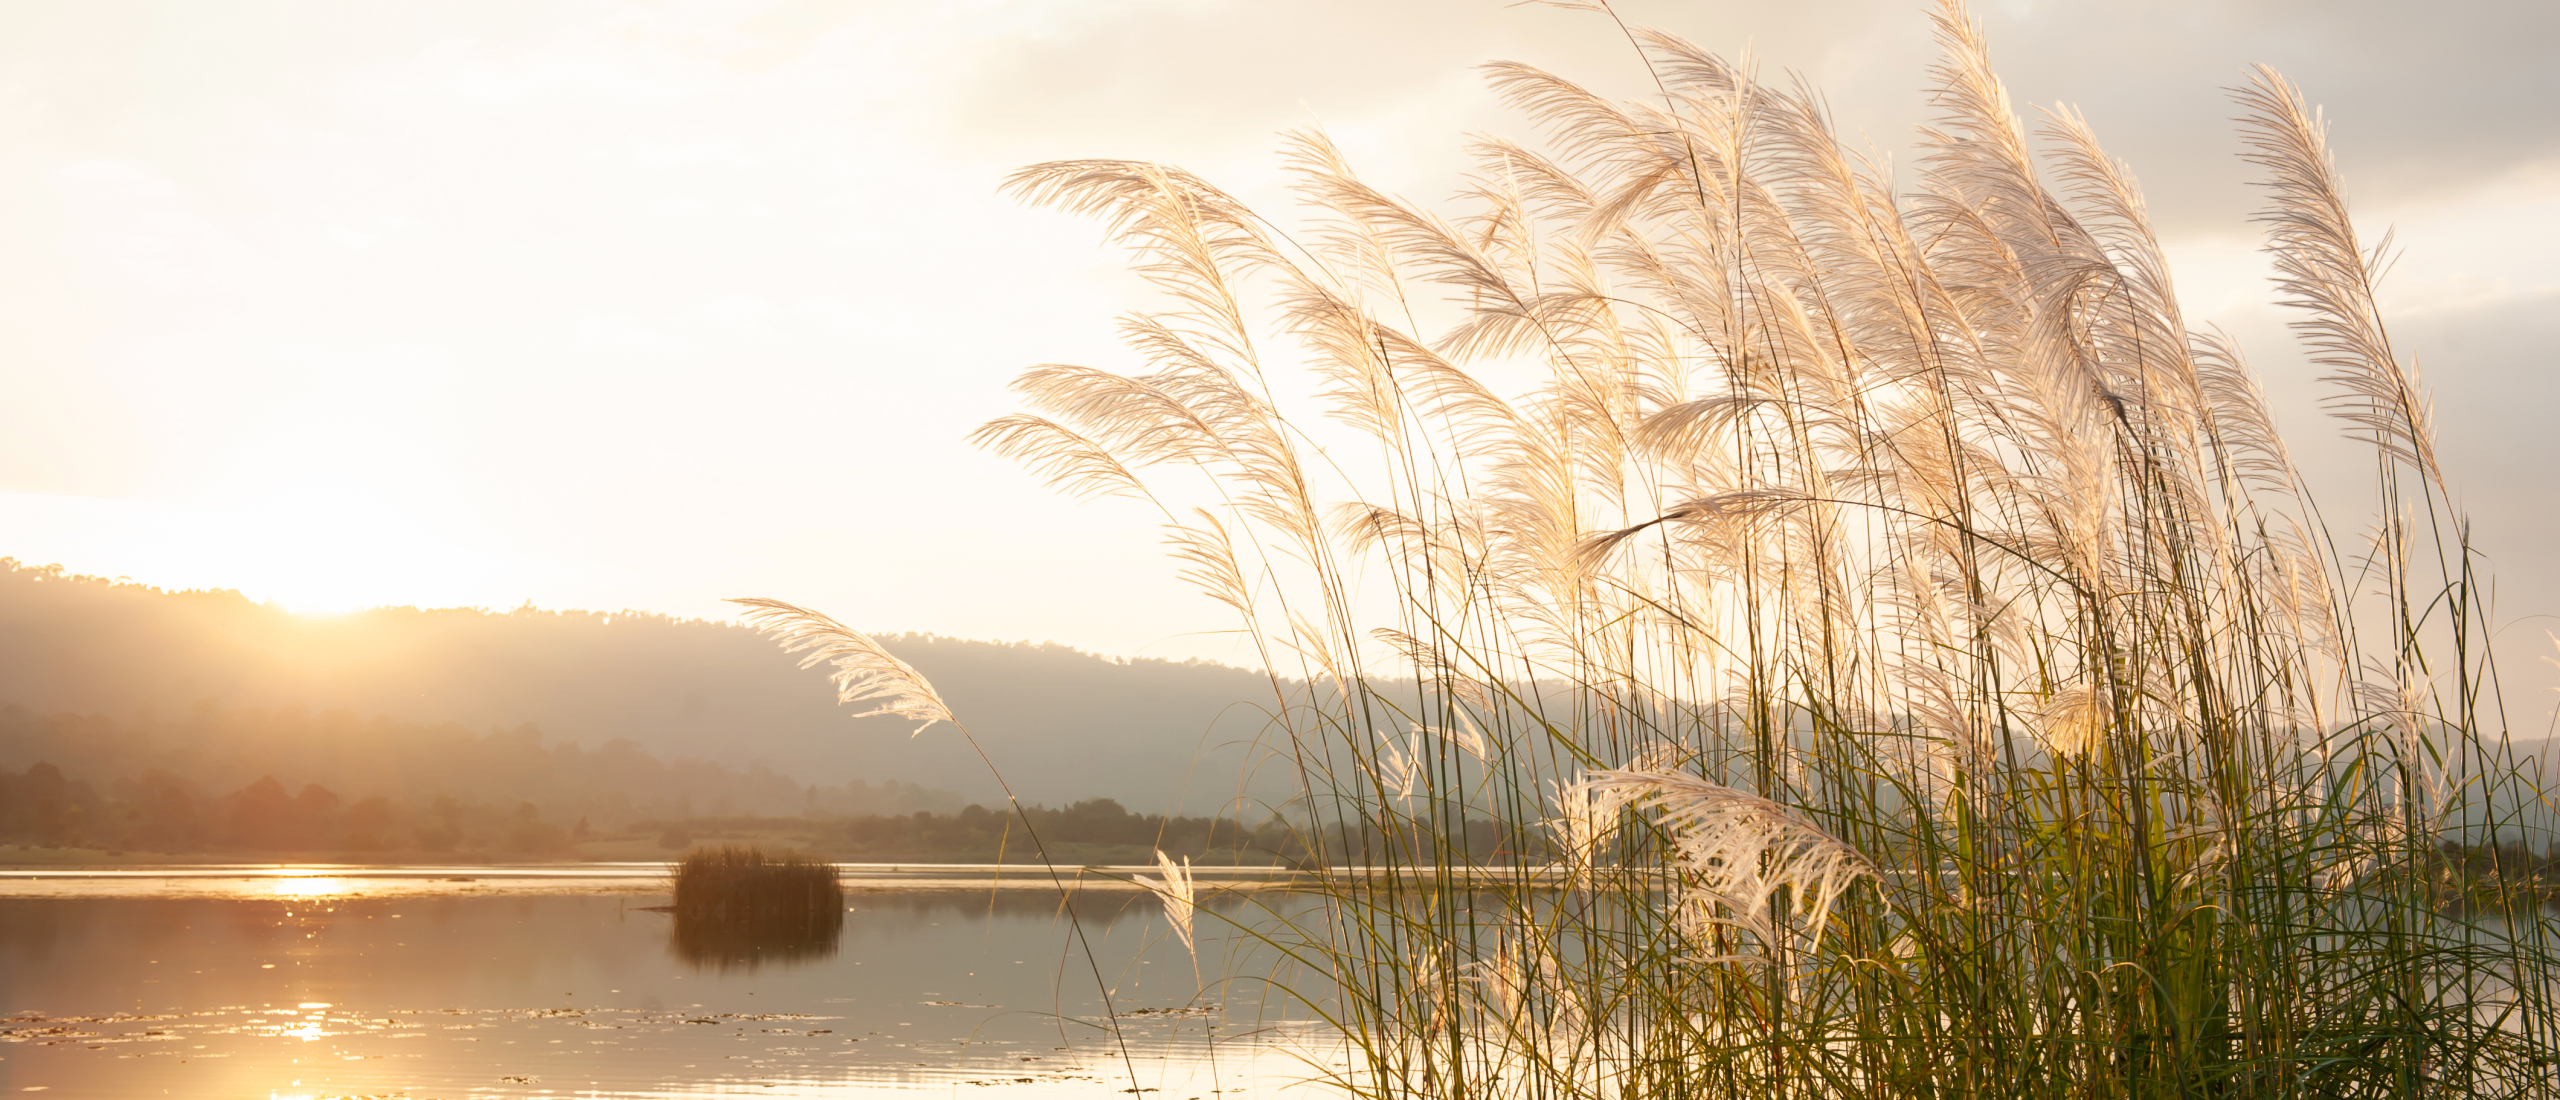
[0,707,959,853]
[0,560,1296,814]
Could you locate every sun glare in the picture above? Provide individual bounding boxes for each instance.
[274,595,365,617]
[8,491,521,618]
[270,875,352,899]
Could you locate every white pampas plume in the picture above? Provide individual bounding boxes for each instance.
[1465,933,1526,1021]
[729,598,954,736]
[1447,710,1491,762]
[1378,735,1423,800]
[2035,684,2108,759]
[1547,779,1624,866]
[1135,848,1198,967]
[1414,710,1490,764]
[1573,769,1874,948]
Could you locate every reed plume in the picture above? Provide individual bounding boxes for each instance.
[729,596,1148,1086]
[1571,767,1874,949]
[978,1,2559,1094]
[1136,848,1199,973]
[728,597,953,735]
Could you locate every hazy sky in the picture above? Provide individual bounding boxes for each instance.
[2,0,2554,670]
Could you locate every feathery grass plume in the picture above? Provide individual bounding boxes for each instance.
[1545,777,1622,871]
[2030,682,2107,758]
[2236,66,2439,485]
[1135,848,1198,969]
[1374,734,1422,802]
[730,597,1156,1088]
[728,598,952,735]
[981,0,2560,1093]
[1573,767,1875,949]
[967,414,1151,503]
[1415,712,1490,763]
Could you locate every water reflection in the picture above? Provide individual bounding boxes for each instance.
[664,848,849,972]
[667,905,844,971]
[267,876,353,899]
[0,882,1338,1098]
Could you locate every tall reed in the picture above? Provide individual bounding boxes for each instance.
[964,0,2560,1094]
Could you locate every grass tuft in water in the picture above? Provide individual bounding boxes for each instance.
[669,845,844,969]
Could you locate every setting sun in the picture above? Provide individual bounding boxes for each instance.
[1,2,2554,1098]
[269,876,354,899]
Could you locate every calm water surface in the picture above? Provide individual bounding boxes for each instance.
[0,868,1343,1099]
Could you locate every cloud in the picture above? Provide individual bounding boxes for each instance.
[2387,288,2560,623]
[1949,0,2560,233]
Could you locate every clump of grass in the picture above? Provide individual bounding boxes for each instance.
[669,844,844,969]
[672,843,842,921]
[957,0,2560,1095]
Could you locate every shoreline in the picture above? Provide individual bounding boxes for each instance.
[0,860,1316,900]
[0,860,1587,900]
[0,845,1300,869]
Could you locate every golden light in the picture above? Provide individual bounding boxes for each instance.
[270,876,352,899]
[32,492,516,620]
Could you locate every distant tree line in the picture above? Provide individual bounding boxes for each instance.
[0,763,1296,863]
[0,703,955,854]
[818,799,1275,863]
[654,801,1544,868]
[2433,838,2560,909]
[0,761,596,853]
[1,751,1584,868]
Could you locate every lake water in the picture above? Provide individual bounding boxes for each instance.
[0,866,1347,1098]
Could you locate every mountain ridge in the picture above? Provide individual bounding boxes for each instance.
[0,559,1292,814]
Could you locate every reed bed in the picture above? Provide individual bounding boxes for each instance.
[668,845,845,969]
[962,2,2560,1094]
[748,0,2560,1094]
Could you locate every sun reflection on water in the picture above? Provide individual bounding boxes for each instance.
[269,875,352,899]
[0,886,1344,1099]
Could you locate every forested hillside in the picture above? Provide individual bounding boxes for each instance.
[0,559,1290,812]
[0,704,955,854]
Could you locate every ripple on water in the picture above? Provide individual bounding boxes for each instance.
[0,883,1345,1098]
